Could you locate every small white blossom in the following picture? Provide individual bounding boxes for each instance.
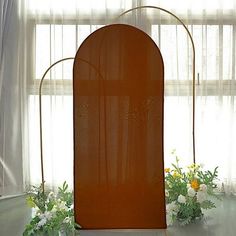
[57,200,68,211]
[165,190,169,197]
[187,187,196,197]
[63,216,71,224]
[197,191,207,203]
[45,211,53,220]
[199,184,207,192]
[38,213,45,220]
[51,205,58,213]
[47,191,55,200]
[69,203,74,210]
[187,183,191,188]
[37,218,47,228]
[166,181,172,188]
[39,211,53,221]
[177,195,186,204]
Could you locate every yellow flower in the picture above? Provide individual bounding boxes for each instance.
[173,171,182,178]
[191,179,200,191]
[165,168,170,173]
[188,163,200,170]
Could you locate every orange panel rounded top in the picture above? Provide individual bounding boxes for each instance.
[73,24,166,229]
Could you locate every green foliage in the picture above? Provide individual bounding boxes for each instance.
[200,200,216,209]
[165,152,220,226]
[23,181,80,236]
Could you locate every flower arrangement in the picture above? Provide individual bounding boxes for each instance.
[23,182,80,236]
[165,152,219,226]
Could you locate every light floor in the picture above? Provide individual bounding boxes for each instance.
[0,195,235,236]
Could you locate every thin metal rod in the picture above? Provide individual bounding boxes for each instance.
[39,57,74,194]
[39,56,104,194]
[116,6,196,163]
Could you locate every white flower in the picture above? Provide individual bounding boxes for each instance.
[69,203,74,210]
[47,191,55,200]
[57,200,68,211]
[38,213,45,220]
[166,201,179,215]
[187,183,191,188]
[165,190,169,197]
[44,211,53,220]
[63,216,71,224]
[37,218,47,228]
[177,195,186,204]
[39,211,53,221]
[199,184,207,192]
[187,187,196,197]
[197,191,207,203]
[51,205,58,213]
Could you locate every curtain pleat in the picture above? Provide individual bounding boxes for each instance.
[0,0,25,196]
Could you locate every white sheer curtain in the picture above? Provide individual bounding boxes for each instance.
[2,0,236,195]
[0,0,26,196]
[22,0,135,189]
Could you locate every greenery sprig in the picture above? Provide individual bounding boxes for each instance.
[23,181,80,236]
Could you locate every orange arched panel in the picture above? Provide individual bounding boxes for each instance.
[73,24,166,229]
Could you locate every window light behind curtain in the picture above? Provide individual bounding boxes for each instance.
[1,0,235,196]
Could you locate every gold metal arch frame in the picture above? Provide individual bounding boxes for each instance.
[116,6,196,164]
[39,56,105,193]
[39,6,196,194]
[39,57,74,193]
